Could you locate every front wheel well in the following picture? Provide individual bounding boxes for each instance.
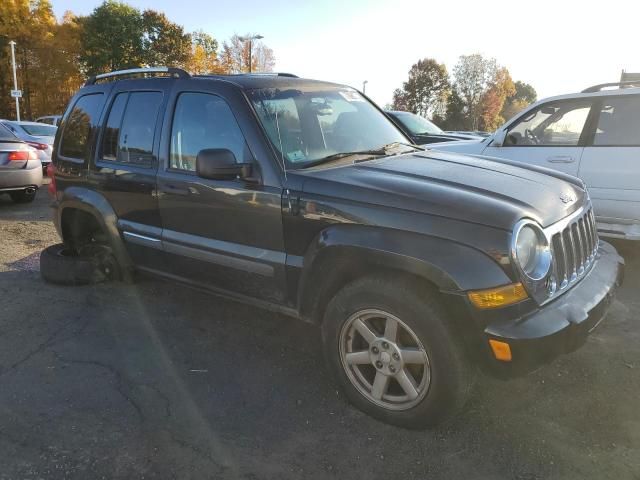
[300,248,442,325]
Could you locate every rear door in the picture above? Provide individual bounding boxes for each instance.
[482,99,594,177]
[579,94,640,236]
[91,83,167,267]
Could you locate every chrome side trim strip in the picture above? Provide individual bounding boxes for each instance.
[123,231,162,249]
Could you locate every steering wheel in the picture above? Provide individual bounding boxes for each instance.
[524,128,540,145]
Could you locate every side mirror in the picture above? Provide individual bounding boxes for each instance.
[492,129,507,147]
[196,149,252,180]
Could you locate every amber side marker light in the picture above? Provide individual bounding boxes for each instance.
[467,283,528,309]
[489,339,513,362]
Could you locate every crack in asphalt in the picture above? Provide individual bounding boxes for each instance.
[51,351,145,423]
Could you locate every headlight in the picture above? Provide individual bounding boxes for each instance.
[512,221,551,281]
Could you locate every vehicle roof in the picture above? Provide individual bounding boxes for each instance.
[536,85,640,104]
[85,73,351,93]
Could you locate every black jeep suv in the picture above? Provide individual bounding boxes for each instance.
[45,67,623,428]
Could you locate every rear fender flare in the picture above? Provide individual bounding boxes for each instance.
[57,187,133,274]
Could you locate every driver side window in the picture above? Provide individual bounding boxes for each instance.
[505,101,592,147]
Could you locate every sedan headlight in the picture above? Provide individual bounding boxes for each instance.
[512,220,551,281]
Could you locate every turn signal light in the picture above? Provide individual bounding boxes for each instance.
[468,283,528,309]
[489,339,513,362]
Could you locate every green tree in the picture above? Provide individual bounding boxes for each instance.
[433,87,467,131]
[141,10,191,67]
[391,58,449,117]
[79,0,145,75]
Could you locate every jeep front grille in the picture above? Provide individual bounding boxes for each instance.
[547,207,599,293]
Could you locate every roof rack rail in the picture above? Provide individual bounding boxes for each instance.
[85,67,190,86]
[582,81,640,93]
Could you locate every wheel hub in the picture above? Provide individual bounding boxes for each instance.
[370,339,403,376]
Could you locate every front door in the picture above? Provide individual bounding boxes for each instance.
[482,99,594,177]
[579,95,640,237]
[156,86,287,304]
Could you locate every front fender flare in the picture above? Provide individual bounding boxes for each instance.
[296,224,511,318]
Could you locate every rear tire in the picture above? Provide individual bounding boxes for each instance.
[10,190,36,203]
[321,274,474,429]
[40,243,119,286]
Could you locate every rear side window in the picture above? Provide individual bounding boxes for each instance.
[60,93,105,160]
[101,91,163,166]
[593,96,640,146]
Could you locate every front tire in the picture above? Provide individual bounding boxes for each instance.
[322,274,474,429]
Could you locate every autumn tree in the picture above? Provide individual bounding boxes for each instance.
[391,58,449,117]
[187,31,222,74]
[0,0,84,119]
[480,67,516,131]
[220,34,275,73]
[501,81,537,121]
[453,54,497,130]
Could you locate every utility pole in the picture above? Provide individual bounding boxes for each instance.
[9,40,20,121]
[362,80,368,94]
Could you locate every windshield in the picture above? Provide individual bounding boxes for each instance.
[249,87,409,169]
[14,123,57,137]
[393,112,443,135]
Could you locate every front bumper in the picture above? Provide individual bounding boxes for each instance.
[483,241,624,377]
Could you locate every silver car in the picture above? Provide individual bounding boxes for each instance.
[0,124,42,203]
[34,115,62,126]
[0,120,56,171]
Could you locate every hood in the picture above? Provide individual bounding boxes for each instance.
[429,139,486,154]
[296,150,586,231]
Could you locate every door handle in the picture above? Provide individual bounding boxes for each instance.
[547,155,575,163]
[160,184,193,196]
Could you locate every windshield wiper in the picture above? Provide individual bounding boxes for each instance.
[301,142,424,169]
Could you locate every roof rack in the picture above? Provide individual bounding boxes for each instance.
[197,72,299,79]
[85,67,190,86]
[582,81,640,93]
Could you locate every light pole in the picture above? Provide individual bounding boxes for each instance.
[239,34,264,73]
[362,80,368,94]
[9,40,20,121]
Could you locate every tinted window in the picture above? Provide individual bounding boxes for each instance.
[60,93,105,160]
[170,93,248,171]
[117,92,163,166]
[101,93,128,161]
[593,96,640,146]
[506,101,591,147]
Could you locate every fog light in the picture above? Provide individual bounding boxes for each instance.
[467,283,528,309]
[489,339,512,362]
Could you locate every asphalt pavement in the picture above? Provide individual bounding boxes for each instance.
[0,187,638,479]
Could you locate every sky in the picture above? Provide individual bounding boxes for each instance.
[53,0,640,108]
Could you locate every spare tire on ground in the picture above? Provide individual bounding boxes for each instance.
[40,243,119,286]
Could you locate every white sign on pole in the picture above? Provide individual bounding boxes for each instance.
[10,90,22,98]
